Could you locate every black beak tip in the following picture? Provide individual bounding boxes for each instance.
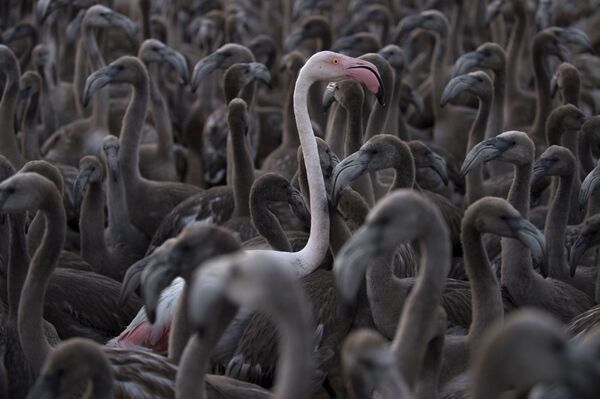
[440,91,450,107]
[569,247,581,277]
[376,86,385,106]
[180,72,190,86]
[584,45,595,55]
[570,267,576,278]
[540,261,549,279]
[146,308,157,324]
[82,95,90,108]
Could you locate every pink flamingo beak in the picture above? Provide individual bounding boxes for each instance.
[342,57,385,106]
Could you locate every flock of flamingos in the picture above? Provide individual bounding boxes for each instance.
[2,0,600,398]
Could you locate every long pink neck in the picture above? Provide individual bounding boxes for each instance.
[293,69,330,270]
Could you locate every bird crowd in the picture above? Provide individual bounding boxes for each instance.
[1,0,600,398]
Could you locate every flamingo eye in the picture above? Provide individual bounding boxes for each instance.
[332,58,339,64]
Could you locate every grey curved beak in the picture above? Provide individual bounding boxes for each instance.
[485,0,504,25]
[291,1,304,21]
[141,253,177,324]
[248,62,272,88]
[556,43,571,63]
[161,47,190,84]
[460,138,504,177]
[569,235,589,278]
[440,75,472,107]
[395,14,425,44]
[2,26,21,43]
[322,82,337,112]
[531,158,552,186]
[552,28,595,54]
[191,52,223,93]
[453,52,483,78]
[331,150,371,206]
[73,167,92,211]
[378,47,406,71]
[82,65,116,107]
[334,224,378,315]
[287,185,311,229]
[110,12,139,47]
[511,218,547,277]
[65,11,85,48]
[119,256,151,306]
[192,19,216,49]
[37,0,55,23]
[430,152,449,186]
[580,167,600,209]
